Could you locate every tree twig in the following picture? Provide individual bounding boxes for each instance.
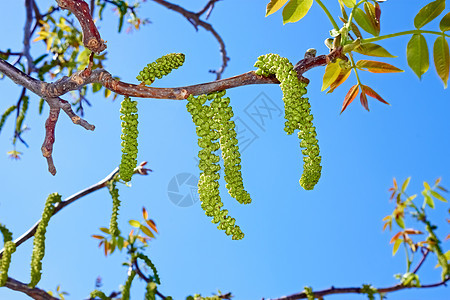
[4,277,59,300]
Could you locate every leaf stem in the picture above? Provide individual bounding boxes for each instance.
[349,53,362,85]
[362,30,450,44]
[315,0,340,31]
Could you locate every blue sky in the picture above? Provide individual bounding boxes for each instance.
[0,1,449,299]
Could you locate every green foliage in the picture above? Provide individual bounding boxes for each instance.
[361,284,377,300]
[254,53,321,190]
[304,286,315,300]
[108,179,121,237]
[186,92,248,240]
[119,97,139,182]
[136,53,185,85]
[29,193,62,288]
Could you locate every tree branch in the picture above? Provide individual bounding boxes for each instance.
[0,162,151,258]
[266,278,450,300]
[4,277,59,300]
[151,0,228,79]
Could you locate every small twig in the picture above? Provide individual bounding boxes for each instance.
[412,247,430,274]
[151,0,228,79]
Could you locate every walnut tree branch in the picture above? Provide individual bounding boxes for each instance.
[0,162,151,258]
[150,0,228,79]
[4,277,59,300]
[266,277,450,300]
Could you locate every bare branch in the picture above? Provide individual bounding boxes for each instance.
[55,0,107,53]
[4,277,59,300]
[0,162,150,258]
[266,278,450,300]
[151,0,229,79]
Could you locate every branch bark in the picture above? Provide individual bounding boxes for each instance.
[4,277,59,300]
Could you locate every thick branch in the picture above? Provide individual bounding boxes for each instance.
[267,278,450,300]
[4,277,59,300]
[55,0,106,53]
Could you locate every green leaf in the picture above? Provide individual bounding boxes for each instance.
[321,61,342,91]
[433,36,449,88]
[33,54,48,65]
[393,238,402,255]
[354,43,397,58]
[424,181,431,190]
[395,216,405,229]
[356,60,403,73]
[353,7,378,36]
[282,0,313,24]
[129,220,141,228]
[364,2,380,36]
[140,224,155,238]
[440,12,450,31]
[407,34,429,79]
[414,0,445,29]
[430,190,448,202]
[423,190,435,208]
[401,177,411,193]
[104,88,112,98]
[266,0,289,16]
[341,0,356,8]
[99,227,110,234]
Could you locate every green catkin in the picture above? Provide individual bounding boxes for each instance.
[135,253,160,284]
[119,96,139,182]
[121,269,136,300]
[38,98,45,115]
[89,289,110,300]
[186,93,245,240]
[0,105,17,135]
[108,180,121,237]
[29,193,62,288]
[145,281,157,300]
[254,53,322,190]
[136,53,185,85]
[210,91,251,204]
[16,96,29,134]
[0,224,16,287]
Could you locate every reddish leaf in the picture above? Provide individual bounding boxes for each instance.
[393,178,398,190]
[390,231,403,244]
[356,60,403,73]
[375,2,381,22]
[360,90,369,111]
[404,229,423,235]
[91,235,105,240]
[146,219,158,234]
[142,207,148,220]
[340,84,359,114]
[361,85,390,105]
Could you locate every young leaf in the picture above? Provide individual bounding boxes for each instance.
[390,231,403,244]
[360,85,389,105]
[395,216,405,229]
[266,0,290,16]
[433,36,449,88]
[440,12,450,31]
[321,61,342,91]
[129,220,141,228]
[422,190,435,208]
[282,0,313,24]
[392,238,403,255]
[401,177,411,193]
[340,84,359,113]
[430,190,448,202]
[360,90,369,111]
[339,1,348,20]
[414,0,445,29]
[353,8,378,36]
[424,181,431,190]
[327,68,352,94]
[354,43,396,58]
[142,207,148,220]
[342,0,356,8]
[140,225,155,238]
[356,60,403,73]
[407,34,429,79]
[364,2,380,36]
[146,219,158,233]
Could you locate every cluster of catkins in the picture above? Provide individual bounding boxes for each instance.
[30,193,61,287]
[0,224,16,287]
[186,91,251,240]
[119,97,139,182]
[254,53,322,190]
[136,53,185,85]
